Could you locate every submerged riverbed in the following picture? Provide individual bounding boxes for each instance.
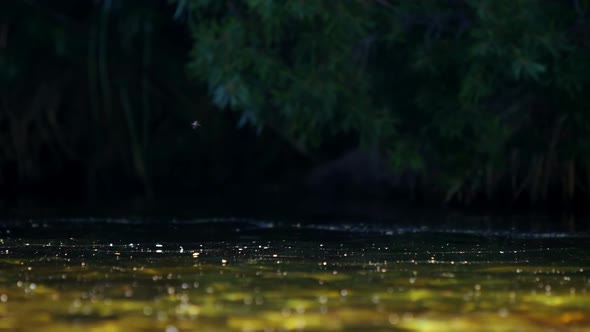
[0,218,589,331]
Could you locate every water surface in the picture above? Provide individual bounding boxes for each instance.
[0,218,589,331]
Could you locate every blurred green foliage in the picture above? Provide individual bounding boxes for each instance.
[0,0,298,197]
[183,0,590,203]
[1,0,590,205]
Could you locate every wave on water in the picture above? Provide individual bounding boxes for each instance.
[2,217,588,239]
[300,223,590,239]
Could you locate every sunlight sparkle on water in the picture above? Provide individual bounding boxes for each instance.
[0,220,589,331]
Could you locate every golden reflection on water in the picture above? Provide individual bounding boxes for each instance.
[0,227,589,332]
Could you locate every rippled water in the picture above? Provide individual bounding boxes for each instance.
[0,219,589,331]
